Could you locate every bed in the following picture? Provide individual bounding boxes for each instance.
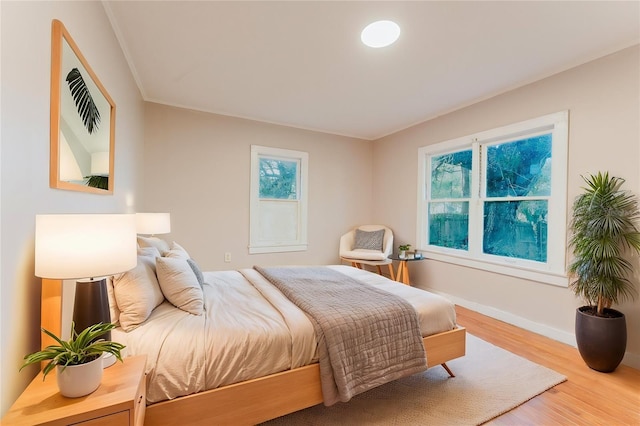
[41,246,465,425]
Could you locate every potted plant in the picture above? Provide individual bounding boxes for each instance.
[398,244,411,259]
[21,322,125,397]
[568,172,640,372]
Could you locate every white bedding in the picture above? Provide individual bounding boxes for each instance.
[112,265,456,404]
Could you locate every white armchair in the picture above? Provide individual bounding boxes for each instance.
[339,225,394,278]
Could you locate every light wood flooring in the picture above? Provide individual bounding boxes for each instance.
[455,305,640,425]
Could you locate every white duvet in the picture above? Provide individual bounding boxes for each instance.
[112,265,456,404]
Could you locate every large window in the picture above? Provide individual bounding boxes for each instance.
[249,145,308,254]
[418,111,569,286]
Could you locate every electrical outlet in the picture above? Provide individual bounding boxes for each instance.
[224,252,232,263]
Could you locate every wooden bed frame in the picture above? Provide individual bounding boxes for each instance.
[42,279,466,425]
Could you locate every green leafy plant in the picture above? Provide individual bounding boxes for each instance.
[85,175,109,189]
[568,172,640,316]
[66,67,101,134]
[398,244,411,251]
[21,322,125,380]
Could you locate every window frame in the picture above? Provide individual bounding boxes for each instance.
[417,111,569,287]
[249,145,308,254]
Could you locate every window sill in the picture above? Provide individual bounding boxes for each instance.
[249,244,308,254]
[424,251,568,287]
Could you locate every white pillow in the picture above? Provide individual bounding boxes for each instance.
[107,246,158,326]
[113,255,165,331]
[163,241,190,259]
[137,235,170,253]
[138,245,161,265]
[106,276,120,326]
[156,257,204,315]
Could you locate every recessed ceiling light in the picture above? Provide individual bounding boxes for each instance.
[361,20,400,48]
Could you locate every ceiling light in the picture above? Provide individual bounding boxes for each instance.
[361,20,400,48]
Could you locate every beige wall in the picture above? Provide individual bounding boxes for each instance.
[372,45,640,367]
[142,103,373,270]
[0,1,145,416]
[1,4,637,417]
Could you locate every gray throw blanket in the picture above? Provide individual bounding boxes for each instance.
[254,266,427,406]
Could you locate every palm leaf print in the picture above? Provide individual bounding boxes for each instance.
[66,68,101,134]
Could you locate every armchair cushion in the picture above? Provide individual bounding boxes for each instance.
[353,228,385,251]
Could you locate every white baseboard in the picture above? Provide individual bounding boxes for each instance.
[432,290,640,370]
[622,351,640,370]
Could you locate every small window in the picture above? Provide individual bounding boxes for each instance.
[249,146,308,254]
[418,111,569,286]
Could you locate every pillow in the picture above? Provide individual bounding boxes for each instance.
[353,228,385,251]
[163,241,190,259]
[187,258,205,287]
[156,257,204,315]
[137,236,170,254]
[113,255,165,331]
[108,248,159,326]
[106,276,120,326]
[137,245,161,263]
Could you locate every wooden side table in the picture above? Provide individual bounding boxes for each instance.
[389,255,427,285]
[2,355,147,426]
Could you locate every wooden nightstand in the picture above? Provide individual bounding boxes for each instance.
[2,355,146,426]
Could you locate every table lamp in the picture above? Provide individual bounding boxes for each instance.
[135,212,171,236]
[35,214,137,356]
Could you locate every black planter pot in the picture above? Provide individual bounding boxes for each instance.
[575,306,627,373]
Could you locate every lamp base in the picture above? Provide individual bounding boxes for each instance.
[73,278,112,340]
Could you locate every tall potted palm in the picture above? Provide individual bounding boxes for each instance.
[568,172,640,372]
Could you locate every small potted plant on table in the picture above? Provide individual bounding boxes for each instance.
[398,244,411,259]
[21,322,125,397]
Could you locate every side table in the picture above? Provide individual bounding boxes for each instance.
[2,355,147,426]
[388,255,427,285]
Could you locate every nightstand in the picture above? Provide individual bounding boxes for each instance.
[2,355,146,426]
[388,255,427,285]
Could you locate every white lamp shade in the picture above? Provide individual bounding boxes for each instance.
[35,214,137,279]
[135,213,171,235]
[90,151,110,176]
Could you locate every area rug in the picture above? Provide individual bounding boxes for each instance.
[263,334,566,425]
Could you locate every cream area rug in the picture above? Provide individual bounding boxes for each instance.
[263,334,566,425]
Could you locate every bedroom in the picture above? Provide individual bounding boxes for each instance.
[1,0,639,424]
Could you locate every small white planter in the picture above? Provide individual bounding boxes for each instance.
[56,356,103,398]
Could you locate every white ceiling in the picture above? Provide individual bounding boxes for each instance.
[103,1,640,140]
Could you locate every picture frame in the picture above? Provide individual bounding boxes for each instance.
[50,19,115,194]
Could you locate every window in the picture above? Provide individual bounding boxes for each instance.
[418,111,569,286]
[249,146,308,254]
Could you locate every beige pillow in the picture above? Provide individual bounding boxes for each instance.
[138,246,161,266]
[163,241,190,259]
[107,246,158,325]
[156,257,204,315]
[137,235,170,253]
[113,255,165,331]
[106,276,120,326]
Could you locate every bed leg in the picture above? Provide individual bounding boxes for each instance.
[441,363,455,377]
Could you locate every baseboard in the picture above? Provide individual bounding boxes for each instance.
[435,290,640,370]
[622,351,640,370]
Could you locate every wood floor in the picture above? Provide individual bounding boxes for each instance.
[455,305,640,425]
